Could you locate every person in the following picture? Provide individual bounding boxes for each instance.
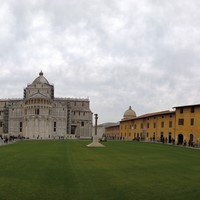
[4,137,8,143]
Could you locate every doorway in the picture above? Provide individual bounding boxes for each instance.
[178,134,184,145]
[189,133,194,142]
[168,132,172,143]
[71,125,77,135]
[189,133,194,146]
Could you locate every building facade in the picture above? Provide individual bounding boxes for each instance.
[0,71,93,139]
[106,104,200,147]
[120,109,175,142]
[173,104,200,145]
[105,124,120,140]
[93,123,119,140]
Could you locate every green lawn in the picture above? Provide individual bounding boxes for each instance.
[0,140,200,200]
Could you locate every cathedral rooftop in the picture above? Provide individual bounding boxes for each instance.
[32,71,49,85]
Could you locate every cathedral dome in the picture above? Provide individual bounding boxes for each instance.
[32,71,49,84]
[123,106,136,119]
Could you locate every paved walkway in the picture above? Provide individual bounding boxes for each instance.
[142,140,200,150]
[0,140,15,146]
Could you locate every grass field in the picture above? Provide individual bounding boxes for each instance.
[0,140,200,200]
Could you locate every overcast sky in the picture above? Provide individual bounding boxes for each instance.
[1,0,200,123]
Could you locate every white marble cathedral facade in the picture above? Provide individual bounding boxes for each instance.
[0,71,93,139]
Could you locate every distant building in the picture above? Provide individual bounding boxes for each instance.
[105,123,120,140]
[120,104,200,146]
[0,71,93,139]
[122,106,137,120]
[93,122,119,139]
[120,109,175,142]
[104,106,136,140]
[173,104,200,145]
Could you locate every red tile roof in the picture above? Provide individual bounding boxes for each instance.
[173,104,200,108]
[120,110,175,122]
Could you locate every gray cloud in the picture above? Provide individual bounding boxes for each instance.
[0,0,200,123]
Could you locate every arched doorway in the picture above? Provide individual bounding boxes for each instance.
[189,133,194,142]
[168,132,172,143]
[189,133,194,146]
[178,134,184,145]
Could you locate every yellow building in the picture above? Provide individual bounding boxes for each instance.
[120,108,175,142]
[105,123,120,140]
[120,118,135,140]
[120,106,136,140]
[118,104,200,146]
[133,111,176,143]
[174,104,200,146]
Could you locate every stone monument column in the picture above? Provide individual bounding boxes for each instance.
[94,114,98,136]
[87,113,104,147]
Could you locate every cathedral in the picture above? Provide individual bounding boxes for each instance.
[0,71,93,139]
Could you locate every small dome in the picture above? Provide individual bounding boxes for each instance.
[32,71,49,84]
[123,106,136,119]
